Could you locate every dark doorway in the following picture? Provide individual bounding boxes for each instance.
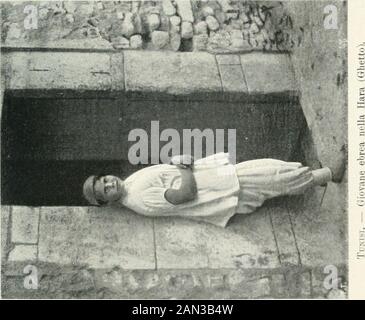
[1,93,307,206]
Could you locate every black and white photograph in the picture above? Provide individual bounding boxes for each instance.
[0,0,357,302]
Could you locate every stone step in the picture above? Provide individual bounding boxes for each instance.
[3,203,300,270]
[1,183,348,299]
[3,50,298,101]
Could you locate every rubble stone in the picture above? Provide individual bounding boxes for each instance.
[181,21,193,39]
[130,34,143,49]
[201,6,215,17]
[121,13,135,38]
[112,36,130,49]
[39,8,49,20]
[175,0,194,22]
[151,31,170,49]
[206,16,220,31]
[162,0,176,16]
[2,1,297,54]
[76,3,94,16]
[147,14,160,31]
[170,15,181,26]
[64,13,74,25]
[193,34,208,51]
[194,21,208,35]
[170,32,181,51]
[64,1,77,13]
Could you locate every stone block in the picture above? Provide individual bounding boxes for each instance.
[300,271,312,297]
[154,207,279,269]
[248,278,271,298]
[38,207,155,269]
[124,51,221,95]
[4,38,114,51]
[240,53,298,94]
[270,273,287,297]
[8,52,112,91]
[286,189,346,266]
[268,199,300,266]
[110,53,124,91]
[8,245,37,262]
[154,218,209,269]
[216,54,241,65]
[218,64,247,93]
[11,206,40,244]
[217,207,279,269]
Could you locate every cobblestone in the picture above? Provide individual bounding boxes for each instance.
[181,21,194,39]
[151,30,170,49]
[1,1,299,53]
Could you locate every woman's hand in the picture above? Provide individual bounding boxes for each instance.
[170,154,194,169]
[164,166,197,205]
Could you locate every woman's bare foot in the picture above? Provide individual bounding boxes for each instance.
[329,145,347,183]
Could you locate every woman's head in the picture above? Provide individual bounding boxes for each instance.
[83,175,125,205]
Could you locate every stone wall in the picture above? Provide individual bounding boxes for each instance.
[1,1,299,53]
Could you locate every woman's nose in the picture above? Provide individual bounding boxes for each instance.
[106,181,115,189]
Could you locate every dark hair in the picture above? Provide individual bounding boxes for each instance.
[93,174,108,206]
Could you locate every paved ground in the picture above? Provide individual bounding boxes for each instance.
[1,182,347,299]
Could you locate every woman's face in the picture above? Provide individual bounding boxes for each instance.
[94,175,124,203]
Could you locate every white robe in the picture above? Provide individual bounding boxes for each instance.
[121,153,240,227]
[120,153,314,227]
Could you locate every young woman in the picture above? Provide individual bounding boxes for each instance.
[83,153,345,227]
